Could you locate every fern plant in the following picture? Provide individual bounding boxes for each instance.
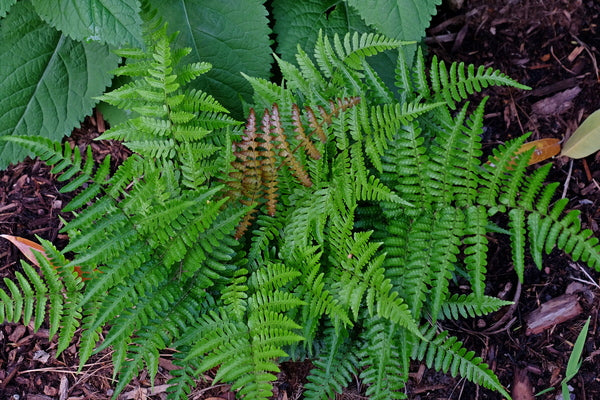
[3,19,600,400]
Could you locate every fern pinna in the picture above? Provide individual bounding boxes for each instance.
[2,20,600,400]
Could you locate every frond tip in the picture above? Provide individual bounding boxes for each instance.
[415,328,511,398]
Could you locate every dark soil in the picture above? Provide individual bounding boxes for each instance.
[419,1,600,399]
[1,1,600,399]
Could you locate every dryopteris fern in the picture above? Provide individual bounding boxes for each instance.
[3,19,600,400]
[226,96,361,238]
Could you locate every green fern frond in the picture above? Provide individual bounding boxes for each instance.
[166,351,198,400]
[358,316,408,400]
[0,266,38,326]
[381,122,431,212]
[303,327,358,400]
[528,207,600,271]
[365,100,442,171]
[221,268,249,321]
[332,31,404,70]
[0,241,82,348]
[295,43,326,83]
[428,207,462,322]
[462,205,489,299]
[430,55,531,109]
[519,163,552,210]
[477,133,532,211]
[509,208,527,282]
[411,46,431,99]
[182,264,304,400]
[112,328,166,396]
[289,246,352,348]
[414,327,510,398]
[439,293,512,320]
[0,136,100,194]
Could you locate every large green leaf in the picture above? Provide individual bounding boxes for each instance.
[272,0,398,95]
[31,0,143,46]
[348,0,441,61]
[0,0,16,17]
[147,0,272,118]
[0,1,120,168]
[272,0,351,62]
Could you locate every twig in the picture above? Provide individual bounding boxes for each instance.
[571,34,600,82]
[570,262,600,289]
[482,280,522,334]
[550,45,577,75]
[191,383,230,400]
[562,159,573,199]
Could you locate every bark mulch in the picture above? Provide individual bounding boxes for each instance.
[418,1,600,399]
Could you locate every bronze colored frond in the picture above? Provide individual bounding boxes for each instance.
[259,107,279,217]
[306,96,361,143]
[291,104,321,160]
[227,97,360,237]
[271,104,313,188]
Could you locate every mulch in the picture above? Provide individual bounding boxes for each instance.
[419,1,600,399]
[1,0,600,399]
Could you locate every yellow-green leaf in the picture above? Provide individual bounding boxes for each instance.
[561,108,600,159]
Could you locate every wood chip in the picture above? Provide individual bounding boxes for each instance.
[512,368,535,400]
[525,294,582,335]
[59,374,69,400]
[32,350,51,364]
[568,46,585,63]
[121,384,172,399]
[531,87,581,116]
[8,324,26,343]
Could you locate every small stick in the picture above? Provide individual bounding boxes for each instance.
[583,158,592,181]
[571,33,599,82]
[562,159,573,199]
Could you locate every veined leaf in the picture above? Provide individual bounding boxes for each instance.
[273,0,360,62]
[31,0,143,46]
[561,108,600,159]
[488,137,561,168]
[348,0,442,62]
[0,1,120,168]
[272,0,399,93]
[147,0,271,117]
[0,0,16,17]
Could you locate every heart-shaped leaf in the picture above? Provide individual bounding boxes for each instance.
[561,108,600,159]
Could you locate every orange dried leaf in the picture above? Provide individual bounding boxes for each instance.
[0,234,46,267]
[0,234,89,279]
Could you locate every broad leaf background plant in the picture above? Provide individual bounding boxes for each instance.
[0,0,441,168]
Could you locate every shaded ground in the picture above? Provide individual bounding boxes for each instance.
[1,0,600,399]
[419,0,600,399]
